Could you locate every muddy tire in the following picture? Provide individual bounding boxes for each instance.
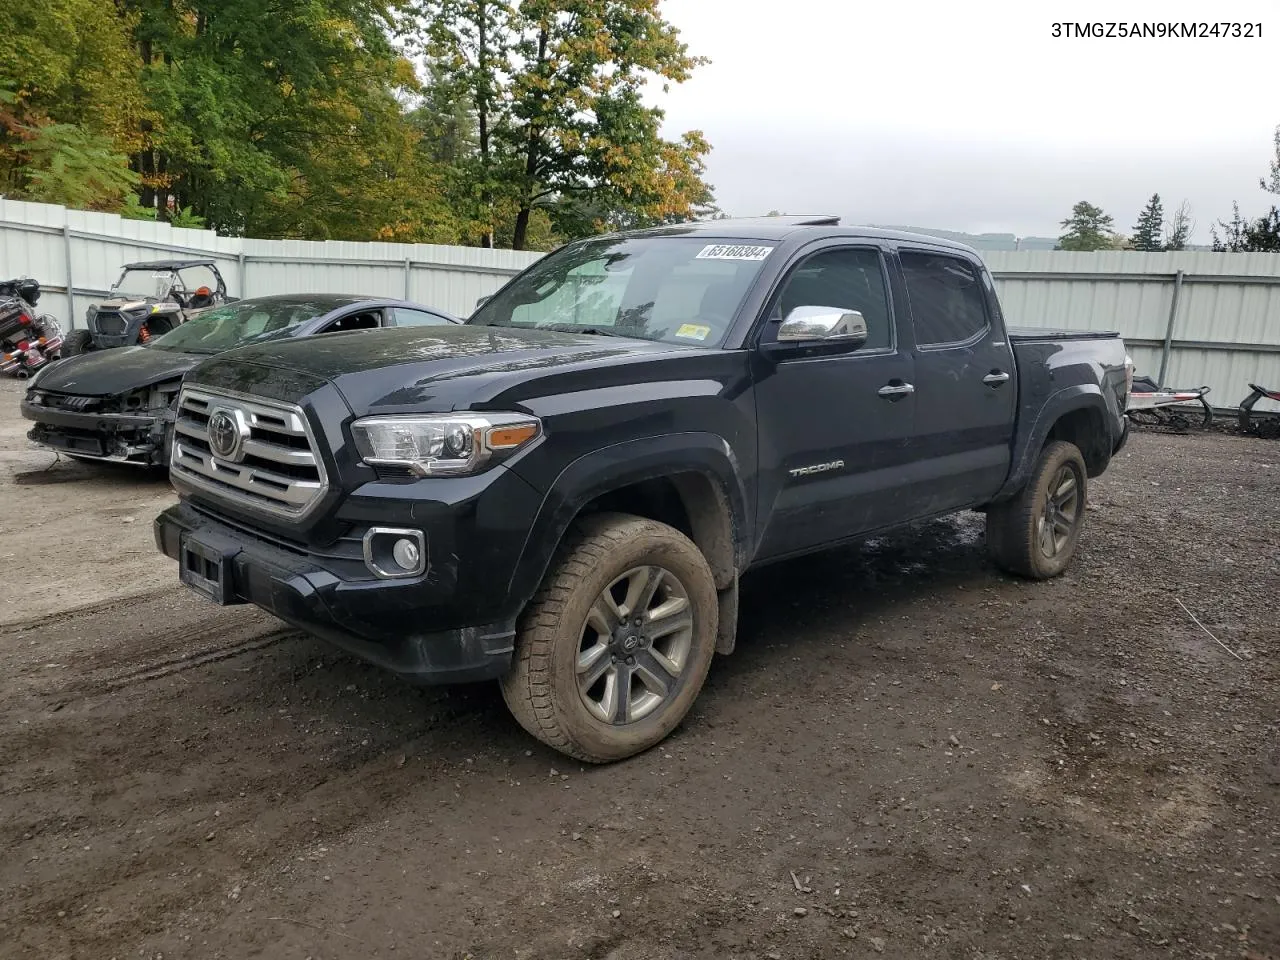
[63,329,93,356]
[500,512,718,763]
[986,440,1088,580]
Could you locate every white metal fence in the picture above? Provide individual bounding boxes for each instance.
[2,199,1277,413]
[0,198,542,325]
[985,250,1280,415]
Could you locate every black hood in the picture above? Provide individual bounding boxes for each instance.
[197,325,696,415]
[33,346,201,396]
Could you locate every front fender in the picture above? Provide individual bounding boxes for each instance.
[505,432,751,610]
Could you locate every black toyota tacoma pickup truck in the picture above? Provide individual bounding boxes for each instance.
[154,216,1132,762]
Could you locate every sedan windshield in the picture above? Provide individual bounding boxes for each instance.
[467,236,777,347]
[149,299,331,354]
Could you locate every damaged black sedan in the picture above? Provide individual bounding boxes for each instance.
[21,294,458,467]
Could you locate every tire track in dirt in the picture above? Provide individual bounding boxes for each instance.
[0,570,510,959]
[98,628,299,692]
[0,586,178,637]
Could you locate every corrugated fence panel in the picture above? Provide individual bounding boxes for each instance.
[985,249,1280,413]
[1,200,1275,412]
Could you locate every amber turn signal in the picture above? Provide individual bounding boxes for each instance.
[486,422,539,449]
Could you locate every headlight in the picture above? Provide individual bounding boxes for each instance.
[351,412,541,477]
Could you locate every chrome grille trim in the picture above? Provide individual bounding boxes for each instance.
[170,386,328,521]
[173,420,316,467]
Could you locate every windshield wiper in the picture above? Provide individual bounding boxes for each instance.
[540,323,632,339]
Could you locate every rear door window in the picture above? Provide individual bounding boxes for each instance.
[899,251,989,346]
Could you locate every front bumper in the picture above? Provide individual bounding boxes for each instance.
[21,399,163,464]
[154,502,516,684]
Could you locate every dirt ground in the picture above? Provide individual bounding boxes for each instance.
[0,379,177,625]
[1,375,1277,960]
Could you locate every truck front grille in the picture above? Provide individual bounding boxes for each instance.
[171,386,327,520]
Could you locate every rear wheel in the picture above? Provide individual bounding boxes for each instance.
[986,440,1087,579]
[63,329,93,356]
[501,512,719,763]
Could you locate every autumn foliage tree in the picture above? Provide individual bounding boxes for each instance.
[407,0,716,249]
[2,0,715,250]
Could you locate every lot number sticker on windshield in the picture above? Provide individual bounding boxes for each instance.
[695,244,772,261]
[675,323,712,340]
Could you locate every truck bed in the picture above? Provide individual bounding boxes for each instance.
[1008,326,1121,342]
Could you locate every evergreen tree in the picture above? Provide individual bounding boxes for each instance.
[1130,194,1164,251]
[1057,201,1115,251]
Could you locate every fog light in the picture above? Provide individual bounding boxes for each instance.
[392,537,420,571]
[362,527,426,579]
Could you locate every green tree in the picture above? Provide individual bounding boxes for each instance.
[1130,193,1164,251]
[1262,124,1280,194]
[1212,125,1280,252]
[408,0,514,246]
[1211,203,1280,252]
[1163,200,1192,251]
[13,121,140,208]
[0,0,145,206]
[1057,201,1116,251]
[125,0,451,237]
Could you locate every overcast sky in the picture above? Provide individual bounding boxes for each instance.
[651,0,1279,242]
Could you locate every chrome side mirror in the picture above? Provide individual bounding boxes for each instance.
[776,305,868,347]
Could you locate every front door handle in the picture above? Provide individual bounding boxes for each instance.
[877,381,915,400]
[982,370,1011,387]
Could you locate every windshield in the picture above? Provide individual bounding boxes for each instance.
[111,269,175,301]
[467,236,777,347]
[148,299,331,354]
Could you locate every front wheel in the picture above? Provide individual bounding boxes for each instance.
[63,329,94,356]
[501,512,719,763]
[986,440,1088,579]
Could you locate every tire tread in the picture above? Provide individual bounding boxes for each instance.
[501,512,715,763]
[986,440,1086,580]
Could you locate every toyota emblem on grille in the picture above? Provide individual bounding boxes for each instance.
[207,408,249,462]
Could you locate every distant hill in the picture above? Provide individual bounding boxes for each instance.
[871,224,1212,252]
[870,226,1059,252]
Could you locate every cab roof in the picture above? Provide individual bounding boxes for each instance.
[619,216,980,255]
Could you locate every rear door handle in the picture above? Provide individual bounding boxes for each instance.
[982,371,1011,387]
[877,381,915,400]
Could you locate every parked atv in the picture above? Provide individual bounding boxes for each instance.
[0,277,64,378]
[1238,382,1280,438]
[64,259,233,356]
